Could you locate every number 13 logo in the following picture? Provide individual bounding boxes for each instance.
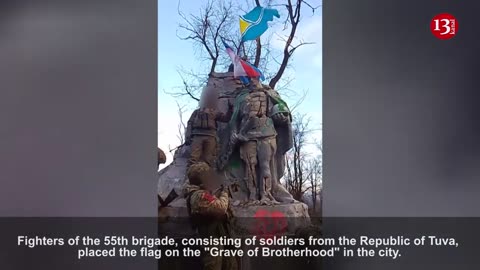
[431,13,458,40]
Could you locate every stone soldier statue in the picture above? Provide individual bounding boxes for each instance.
[185,86,233,167]
[227,77,293,204]
[184,162,238,270]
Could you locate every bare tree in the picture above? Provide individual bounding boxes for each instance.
[173,0,319,101]
[268,0,317,89]
[284,113,313,200]
[163,101,191,157]
[307,151,322,212]
[174,102,188,147]
[282,111,322,205]
[177,0,238,75]
[165,70,203,101]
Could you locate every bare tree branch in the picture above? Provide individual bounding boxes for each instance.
[177,0,236,75]
[164,71,201,101]
[254,37,262,67]
[175,101,188,145]
[269,0,316,89]
[301,0,321,14]
[289,89,308,112]
[181,76,201,102]
[284,113,316,200]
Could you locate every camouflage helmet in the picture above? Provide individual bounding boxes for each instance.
[187,162,212,185]
[270,103,290,117]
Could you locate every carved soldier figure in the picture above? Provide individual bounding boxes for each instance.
[186,86,233,167]
[229,78,291,204]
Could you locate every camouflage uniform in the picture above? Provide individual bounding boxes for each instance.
[184,163,238,270]
[186,108,232,167]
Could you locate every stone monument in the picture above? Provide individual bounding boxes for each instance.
[158,72,310,237]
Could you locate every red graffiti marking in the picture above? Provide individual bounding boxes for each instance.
[252,209,288,237]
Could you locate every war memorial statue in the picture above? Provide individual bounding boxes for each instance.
[158,72,309,234]
[157,72,313,270]
[218,76,295,205]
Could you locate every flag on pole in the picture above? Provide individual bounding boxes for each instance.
[222,39,264,81]
[240,6,280,41]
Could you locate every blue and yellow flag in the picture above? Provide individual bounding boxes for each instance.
[240,6,280,41]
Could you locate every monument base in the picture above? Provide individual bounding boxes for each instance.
[158,202,310,238]
[158,203,318,270]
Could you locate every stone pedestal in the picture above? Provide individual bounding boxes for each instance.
[232,202,310,236]
[158,203,317,270]
[158,202,310,238]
